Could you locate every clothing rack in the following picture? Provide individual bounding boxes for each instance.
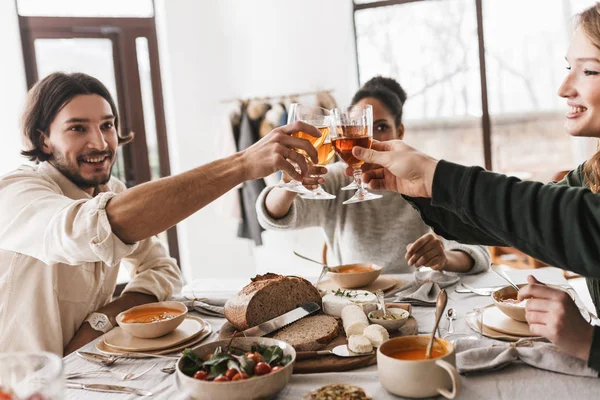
[219,89,334,104]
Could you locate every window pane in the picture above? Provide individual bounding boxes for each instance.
[355,0,484,167]
[484,0,598,181]
[17,0,153,17]
[135,37,170,253]
[34,38,127,183]
[136,37,161,181]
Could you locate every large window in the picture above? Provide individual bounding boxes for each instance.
[354,0,597,181]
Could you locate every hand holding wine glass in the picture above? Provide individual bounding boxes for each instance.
[277,104,336,199]
[345,139,439,198]
[240,120,321,182]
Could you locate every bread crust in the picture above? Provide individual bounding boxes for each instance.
[224,273,322,330]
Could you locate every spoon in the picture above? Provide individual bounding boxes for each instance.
[425,289,447,359]
[375,289,388,318]
[491,264,520,292]
[446,308,456,334]
[293,251,335,289]
[292,251,335,271]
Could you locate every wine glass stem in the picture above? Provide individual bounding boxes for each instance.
[353,168,366,194]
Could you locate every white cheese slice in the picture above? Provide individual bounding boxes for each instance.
[322,290,377,317]
[348,334,373,354]
[341,304,369,337]
[363,324,390,347]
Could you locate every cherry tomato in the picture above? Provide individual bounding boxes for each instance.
[225,369,238,380]
[214,375,230,382]
[254,362,272,376]
[0,392,12,400]
[271,366,284,373]
[238,372,249,379]
[193,370,208,380]
[231,373,242,381]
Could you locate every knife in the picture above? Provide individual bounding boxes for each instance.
[296,344,373,360]
[66,382,153,396]
[242,302,320,337]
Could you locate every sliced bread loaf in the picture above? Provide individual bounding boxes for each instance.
[224,273,322,330]
[271,314,339,351]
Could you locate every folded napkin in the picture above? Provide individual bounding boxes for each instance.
[455,338,598,378]
[390,270,460,306]
[172,291,233,318]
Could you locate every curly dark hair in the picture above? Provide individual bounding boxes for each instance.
[20,72,133,162]
[351,76,407,126]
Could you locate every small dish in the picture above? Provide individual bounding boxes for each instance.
[492,284,573,322]
[328,263,382,289]
[368,308,409,331]
[491,284,528,322]
[117,301,188,339]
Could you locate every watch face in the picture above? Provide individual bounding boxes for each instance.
[91,314,108,330]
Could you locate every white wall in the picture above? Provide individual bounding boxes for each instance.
[155,0,359,282]
[0,1,28,175]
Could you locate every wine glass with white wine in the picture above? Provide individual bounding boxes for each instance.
[331,104,382,204]
[276,103,329,194]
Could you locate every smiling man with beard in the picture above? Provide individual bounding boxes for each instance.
[0,72,321,356]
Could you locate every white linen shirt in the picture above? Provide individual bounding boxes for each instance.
[0,162,183,356]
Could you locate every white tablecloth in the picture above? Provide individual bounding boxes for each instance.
[63,269,600,399]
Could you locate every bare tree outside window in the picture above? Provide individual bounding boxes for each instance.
[354,0,598,181]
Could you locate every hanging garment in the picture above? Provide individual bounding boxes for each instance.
[236,104,267,246]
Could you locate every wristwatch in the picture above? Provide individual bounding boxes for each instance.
[85,312,114,333]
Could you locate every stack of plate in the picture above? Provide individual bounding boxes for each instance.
[466,305,536,341]
[96,315,212,356]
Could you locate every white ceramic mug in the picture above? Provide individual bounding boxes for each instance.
[377,336,460,399]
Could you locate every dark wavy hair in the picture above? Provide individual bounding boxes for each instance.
[351,76,408,126]
[20,72,133,162]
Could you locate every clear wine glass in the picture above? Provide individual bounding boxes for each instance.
[331,104,382,204]
[0,352,64,400]
[275,103,326,194]
[301,120,336,200]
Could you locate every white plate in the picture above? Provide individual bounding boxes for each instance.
[482,306,532,337]
[104,315,207,352]
[97,319,212,356]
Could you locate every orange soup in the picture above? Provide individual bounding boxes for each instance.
[389,348,446,361]
[121,307,184,324]
[336,265,374,274]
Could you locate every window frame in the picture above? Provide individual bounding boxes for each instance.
[353,0,493,169]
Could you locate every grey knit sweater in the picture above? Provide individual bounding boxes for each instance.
[256,163,490,274]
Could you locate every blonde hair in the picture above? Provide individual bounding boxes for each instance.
[577,4,600,193]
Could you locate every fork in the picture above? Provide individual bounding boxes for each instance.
[66,363,157,381]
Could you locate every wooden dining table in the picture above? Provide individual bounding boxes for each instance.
[62,268,600,399]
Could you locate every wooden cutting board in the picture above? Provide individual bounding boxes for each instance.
[218,304,417,374]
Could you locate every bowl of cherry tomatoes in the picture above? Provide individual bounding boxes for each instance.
[176,337,296,400]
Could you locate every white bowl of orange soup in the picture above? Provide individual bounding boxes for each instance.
[116,301,188,339]
[328,263,382,289]
[377,336,460,399]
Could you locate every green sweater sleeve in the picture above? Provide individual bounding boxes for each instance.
[406,160,600,372]
[421,160,600,278]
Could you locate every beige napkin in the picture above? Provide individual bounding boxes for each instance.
[173,292,232,317]
[390,270,459,306]
[455,338,598,377]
